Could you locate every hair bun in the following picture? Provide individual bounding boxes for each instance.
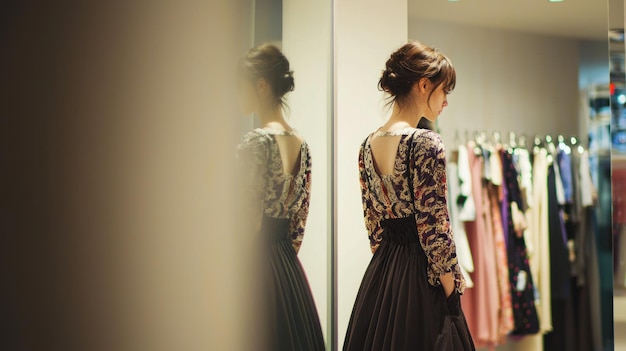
[379,64,411,96]
[276,70,295,96]
[378,41,456,106]
[241,44,296,103]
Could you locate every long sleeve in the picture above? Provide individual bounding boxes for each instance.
[359,145,383,253]
[411,132,465,293]
[289,152,312,254]
[236,131,268,233]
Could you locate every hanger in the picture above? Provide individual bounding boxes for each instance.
[570,136,585,154]
[557,134,571,154]
[506,131,517,154]
[533,135,542,154]
[509,131,518,148]
[493,131,502,145]
[518,134,527,150]
[545,134,556,163]
[545,134,556,152]
[473,130,483,156]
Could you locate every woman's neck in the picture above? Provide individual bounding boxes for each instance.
[258,104,288,130]
[383,103,428,130]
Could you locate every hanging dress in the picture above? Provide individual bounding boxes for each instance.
[501,149,540,336]
[447,160,475,288]
[236,128,325,351]
[486,148,514,343]
[460,142,499,349]
[544,161,574,351]
[513,148,552,351]
[343,128,474,351]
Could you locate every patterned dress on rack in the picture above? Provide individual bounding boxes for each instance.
[501,149,540,335]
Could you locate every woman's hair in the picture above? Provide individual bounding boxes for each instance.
[417,117,434,131]
[240,44,295,106]
[378,41,456,107]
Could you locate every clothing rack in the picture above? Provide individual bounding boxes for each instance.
[455,130,587,154]
[447,129,598,349]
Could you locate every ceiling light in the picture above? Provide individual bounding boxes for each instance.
[548,0,563,2]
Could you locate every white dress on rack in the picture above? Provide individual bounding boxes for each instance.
[447,161,475,288]
[513,148,552,351]
[457,146,476,221]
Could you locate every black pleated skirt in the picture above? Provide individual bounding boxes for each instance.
[343,216,475,351]
[262,216,325,351]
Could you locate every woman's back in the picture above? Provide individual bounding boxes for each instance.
[345,40,474,351]
[359,127,465,291]
[346,126,473,351]
[239,128,310,216]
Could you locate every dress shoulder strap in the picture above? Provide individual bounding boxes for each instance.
[406,129,417,205]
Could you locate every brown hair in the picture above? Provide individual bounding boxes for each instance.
[379,41,456,108]
[240,44,295,106]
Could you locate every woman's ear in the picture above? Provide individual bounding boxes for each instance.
[417,77,431,94]
[255,78,270,97]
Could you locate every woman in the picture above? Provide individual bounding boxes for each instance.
[343,41,475,351]
[236,44,325,351]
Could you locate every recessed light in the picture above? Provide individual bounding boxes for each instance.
[548,0,563,2]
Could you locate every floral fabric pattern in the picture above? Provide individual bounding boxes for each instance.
[236,128,311,253]
[359,128,466,293]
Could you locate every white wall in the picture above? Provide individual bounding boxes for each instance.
[334,0,408,348]
[283,0,332,346]
[409,19,580,150]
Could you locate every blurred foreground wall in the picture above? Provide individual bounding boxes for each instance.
[0,2,255,350]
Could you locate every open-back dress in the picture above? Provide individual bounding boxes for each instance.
[237,128,325,351]
[343,127,475,351]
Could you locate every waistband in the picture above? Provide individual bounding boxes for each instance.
[380,215,419,245]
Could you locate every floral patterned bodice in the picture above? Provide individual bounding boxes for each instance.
[359,127,466,293]
[236,128,311,253]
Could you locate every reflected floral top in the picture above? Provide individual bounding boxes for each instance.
[359,128,466,293]
[236,128,311,253]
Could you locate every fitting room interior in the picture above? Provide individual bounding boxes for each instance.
[2,0,626,350]
[248,0,625,350]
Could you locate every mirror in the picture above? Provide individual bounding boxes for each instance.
[334,0,611,350]
[611,0,626,349]
[242,0,332,349]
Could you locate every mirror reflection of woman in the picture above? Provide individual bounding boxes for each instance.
[236,44,325,351]
[343,41,475,351]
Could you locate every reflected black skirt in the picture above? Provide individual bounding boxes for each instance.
[343,216,475,351]
[262,216,325,351]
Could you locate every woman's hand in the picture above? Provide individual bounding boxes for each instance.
[440,272,455,298]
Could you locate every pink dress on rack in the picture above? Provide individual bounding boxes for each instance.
[488,148,514,342]
[460,143,500,349]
